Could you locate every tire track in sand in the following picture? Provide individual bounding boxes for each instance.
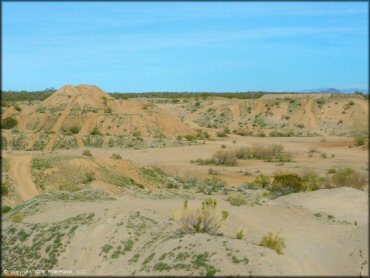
[44,96,78,152]
[305,99,320,131]
[9,156,39,201]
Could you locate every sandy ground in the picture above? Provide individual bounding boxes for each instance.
[8,155,39,201]
[13,135,364,187]
[2,187,367,276]
[1,86,368,276]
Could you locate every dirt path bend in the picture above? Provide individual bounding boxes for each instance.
[44,96,78,152]
[9,156,39,201]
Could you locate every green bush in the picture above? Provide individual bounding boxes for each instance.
[2,182,9,196]
[271,173,303,196]
[249,174,270,189]
[2,205,12,213]
[227,195,247,206]
[355,135,367,146]
[2,117,18,129]
[185,134,197,141]
[11,214,24,223]
[327,168,337,174]
[90,126,102,136]
[69,125,80,134]
[14,104,22,112]
[84,172,96,184]
[203,177,227,191]
[301,170,327,191]
[260,232,286,254]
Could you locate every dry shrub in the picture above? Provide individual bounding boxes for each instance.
[331,168,367,190]
[248,174,270,189]
[300,169,327,191]
[271,173,303,196]
[212,150,238,166]
[235,144,284,160]
[227,195,247,206]
[177,198,229,234]
[260,231,286,255]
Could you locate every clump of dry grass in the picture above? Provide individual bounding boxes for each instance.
[330,168,367,190]
[177,198,229,234]
[235,144,285,160]
[260,231,286,254]
[212,150,238,166]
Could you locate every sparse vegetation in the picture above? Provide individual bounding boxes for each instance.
[90,126,102,136]
[234,144,292,162]
[82,150,92,157]
[270,173,303,196]
[178,198,229,234]
[11,214,24,223]
[355,135,368,147]
[260,231,286,255]
[2,205,12,213]
[330,168,366,190]
[111,153,122,159]
[248,174,270,189]
[227,195,247,206]
[236,229,245,240]
[212,150,238,166]
[2,117,18,129]
[216,127,230,137]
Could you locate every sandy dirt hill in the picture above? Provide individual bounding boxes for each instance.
[1,88,368,151]
[1,187,367,276]
[179,93,368,136]
[1,85,195,151]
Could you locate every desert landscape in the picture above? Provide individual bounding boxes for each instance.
[1,85,369,276]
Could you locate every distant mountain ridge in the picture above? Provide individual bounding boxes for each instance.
[297,88,368,94]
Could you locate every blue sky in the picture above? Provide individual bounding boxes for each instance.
[3,2,368,92]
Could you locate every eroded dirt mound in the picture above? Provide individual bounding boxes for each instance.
[2,88,368,151]
[2,85,194,151]
[2,187,367,276]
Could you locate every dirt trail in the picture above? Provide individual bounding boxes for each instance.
[76,135,85,149]
[9,156,39,201]
[80,114,100,135]
[229,102,241,123]
[103,136,110,147]
[305,99,320,131]
[248,99,266,118]
[44,96,78,152]
[35,113,50,131]
[26,133,40,150]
